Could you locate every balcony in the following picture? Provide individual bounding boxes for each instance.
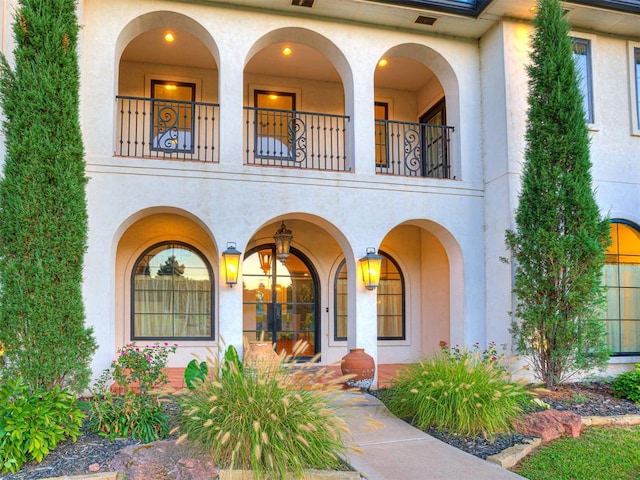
[244,107,350,172]
[114,97,454,178]
[115,96,220,162]
[375,120,454,179]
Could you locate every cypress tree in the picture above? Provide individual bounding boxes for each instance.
[505,0,610,389]
[0,0,96,392]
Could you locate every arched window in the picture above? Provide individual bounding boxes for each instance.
[603,221,640,354]
[334,251,405,341]
[131,242,213,340]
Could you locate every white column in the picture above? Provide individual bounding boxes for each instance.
[346,252,379,388]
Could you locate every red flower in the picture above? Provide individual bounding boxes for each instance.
[439,341,448,347]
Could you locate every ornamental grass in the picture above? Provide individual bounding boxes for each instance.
[176,341,357,480]
[381,344,530,439]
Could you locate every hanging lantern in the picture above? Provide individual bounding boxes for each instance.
[273,221,293,264]
[259,250,272,275]
[359,247,383,290]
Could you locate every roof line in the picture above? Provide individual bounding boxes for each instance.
[361,0,640,17]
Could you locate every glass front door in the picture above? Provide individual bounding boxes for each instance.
[242,246,318,357]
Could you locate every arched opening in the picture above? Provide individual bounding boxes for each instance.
[374,43,459,179]
[115,13,219,161]
[243,28,351,171]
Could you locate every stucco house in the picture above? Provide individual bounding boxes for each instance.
[0,0,638,387]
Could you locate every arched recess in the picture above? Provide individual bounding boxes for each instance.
[114,12,220,161]
[114,209,218,359]
[243,28,354,171]
[380,220,463,359]
[244,214,357,361]
[374,43,461,180]
[114,11,219,91]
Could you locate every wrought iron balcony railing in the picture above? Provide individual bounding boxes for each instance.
[115,96,220,162]
[244,107,350,172]
[375,119,454,179]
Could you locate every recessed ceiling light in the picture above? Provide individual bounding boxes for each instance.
[164,32,175,43]
[283,47,292,56]
[378,58,388,67]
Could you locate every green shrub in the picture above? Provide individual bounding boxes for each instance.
[87,370,170,443]
[87,342,176,443]
[177,342,352,479]
[381,344,529,439]
[612,365,640,404]
[0,377,85,473]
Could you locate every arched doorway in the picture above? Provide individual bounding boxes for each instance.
[242,245,319,357]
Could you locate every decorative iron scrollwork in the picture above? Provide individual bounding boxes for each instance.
[288,116,307,163]
[403,127,422,174]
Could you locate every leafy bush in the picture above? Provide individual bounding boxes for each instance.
[381,343,529,439]
[177,342,352,479]
[87,373,169,443]
[112,342,177,395]
[87,342,176,443]
[0,377,85,473]
[612,365,640,404]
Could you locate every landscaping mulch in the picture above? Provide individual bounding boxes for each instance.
[4,382,640,479]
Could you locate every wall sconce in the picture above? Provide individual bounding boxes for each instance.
[222,242,242,287]
[273,221,293,264]
[359,247,383,291]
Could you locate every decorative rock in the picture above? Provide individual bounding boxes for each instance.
[89,462,101,472]
[487,438,542,469]
[109,440,215,480]
[514,410,582,443]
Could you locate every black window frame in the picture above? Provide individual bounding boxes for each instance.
[131,241,215,341]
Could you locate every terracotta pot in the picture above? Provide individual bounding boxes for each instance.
[244,340,280,377]
[340,348,375,389]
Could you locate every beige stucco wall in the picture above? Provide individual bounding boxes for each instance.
[5,0,636,383]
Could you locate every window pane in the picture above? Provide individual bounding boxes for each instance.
[133,243,212,339]
[335,262,348,340]
[572,38,593,123]
[604,222,640,354]
[375,102,388,167]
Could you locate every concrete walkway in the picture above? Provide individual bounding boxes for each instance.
[339,393,526,480]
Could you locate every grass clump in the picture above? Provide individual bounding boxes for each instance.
[381,342,529,439]
[177,341,354,479]
[514,426,640,480]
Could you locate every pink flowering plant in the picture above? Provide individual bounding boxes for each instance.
[88,342,178,443]
[112,342,177,395]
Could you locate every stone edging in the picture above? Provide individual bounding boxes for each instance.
[487,414,640,469]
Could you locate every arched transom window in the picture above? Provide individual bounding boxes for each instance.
[131,242,213,340]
